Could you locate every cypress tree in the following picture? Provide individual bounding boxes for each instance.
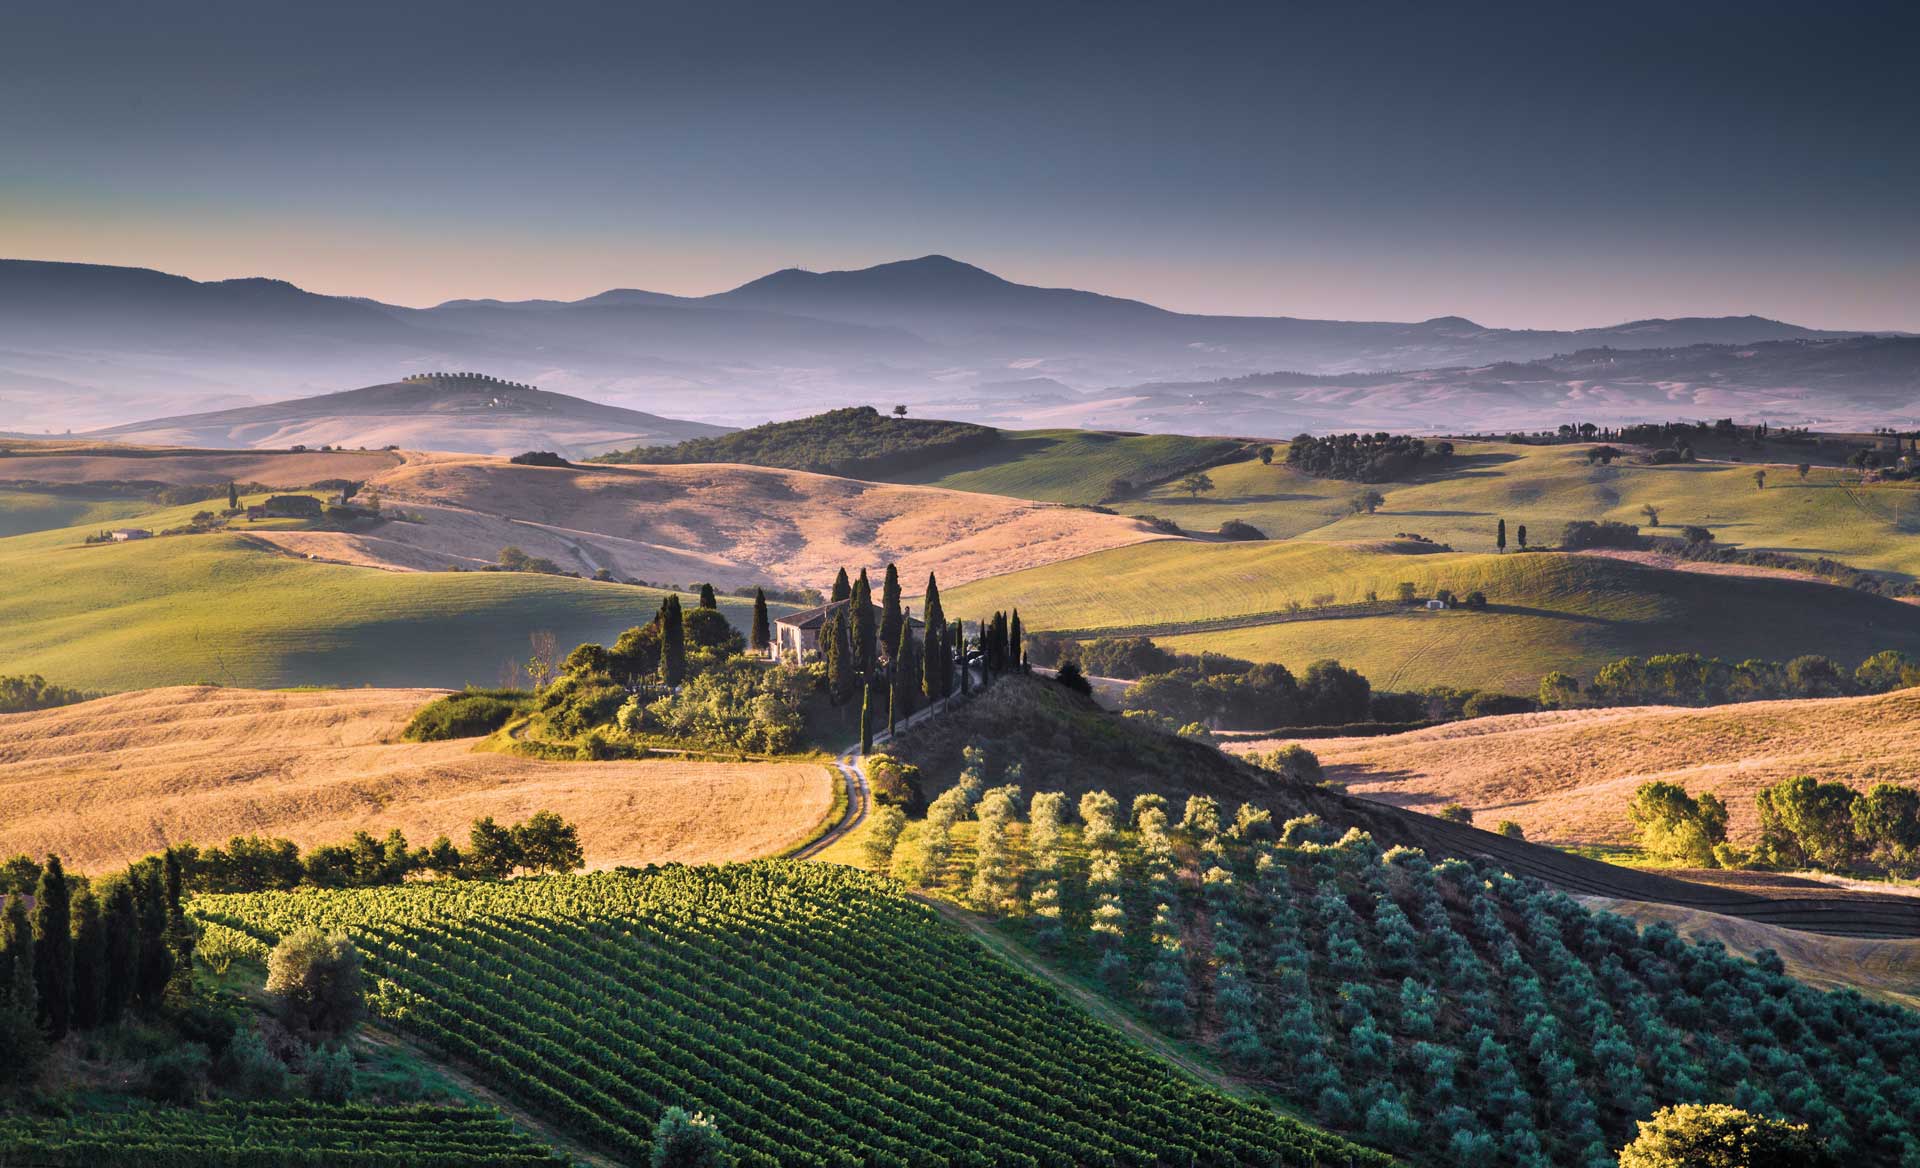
[851,572,877,676]
[0,896,36,1066]
[697,582,717,609]
[922,574,947,699]
[951,620,968,696]
[822,609,850,702]
[750,588,771,654]
[227,481,239,510]
[1009,609,1023,669]
[830,568,851,603]
[1518,524,1528,551]
[660,595,686,687]
[859,676,875,754]
[69,886,104,1032]
[880,564,902,655]
[131,862,171,1010]
[101,880,137,1024]
[162,849,194,1001]
[1497,518,1507,553]
[891,612,917,728]
[32,856,72,1038]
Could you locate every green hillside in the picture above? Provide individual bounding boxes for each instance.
[593,405,998,477]
[891,428,1242,504]
[1133,441,1920,575]
[0,504,772,691]
[943,543,1920,694]
[0,488,157,537]
[198,864,1383,1168]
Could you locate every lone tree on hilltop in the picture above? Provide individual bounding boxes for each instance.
[1641,503,1661,526]
[1178,472,1215,498]
[1352,489,1385,515]
[1798,462,1811,479]
[1618,1104,1835,1168]
[1516,523,1527,550]
[749,588,770,654]
[1754,468,1768,489]
[1496,518,1507,553]
[1258,445,1274,465]
[892,404,908,419]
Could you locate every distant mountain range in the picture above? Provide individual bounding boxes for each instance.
[0,255,1907,436]
[78,374,729,458]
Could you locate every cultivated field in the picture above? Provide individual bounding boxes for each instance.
[256,453,1169,588]
[0,687,836,871]
[943,541,1920,693]
[1231,688,1920,845]
[0,443,403,487]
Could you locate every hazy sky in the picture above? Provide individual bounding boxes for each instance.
[4,0,1916,329]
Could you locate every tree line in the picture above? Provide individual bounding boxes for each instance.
[1629,776,1920,877]
[1540,648,1920,710]
[1284,433,1453,483]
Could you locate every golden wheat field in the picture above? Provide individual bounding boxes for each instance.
[0,687,835,871]
[1229,688,1920,846]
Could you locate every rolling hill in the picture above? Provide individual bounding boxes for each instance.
[941,542,1920,694]
[243,452,1170,589]
[81,373,729,458]
[0,686,835,872]
[4,255,1894,437]
[1232,687,1920,848]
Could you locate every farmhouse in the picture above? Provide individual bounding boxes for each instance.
[109,528,151,541]
[772,599,923,661]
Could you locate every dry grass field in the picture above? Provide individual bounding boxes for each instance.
[253,453,1169,588]
[0,444,401,487]
[0,687,835,872]
[1230,688,1920,846]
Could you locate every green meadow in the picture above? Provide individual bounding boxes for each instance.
[0,499,771,691]
[892,428,1239,503]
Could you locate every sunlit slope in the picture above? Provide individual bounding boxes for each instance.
[0,504,758,690]
[1132,442,1920,574]
[944,542,1920,693]
[890,428,1239,503]
[0,488,158,537]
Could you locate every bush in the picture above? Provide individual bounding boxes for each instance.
[1560,520,1644,550]
[145,1043,212,1103]
[1053,661,1094,696]
[266,928,366,1042]
[1217,519,1266,541]
[1617,1103,1835,1168]
[218,1028,289,1098]
[1435,804,1473,824]
[650,1106,734,1168]
[864,754,924,811]
[304,1044,357,1104]
[509,451,571,467]
[401,689,530,741]
[1495,820,1524,839]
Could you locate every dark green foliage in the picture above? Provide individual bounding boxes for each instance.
[0,856,40,898]
[1217,519,1266,540]
[880,564,902,655]
[130,861,172,1009]
[1496,517,1506,552]
[1286,432,1450,482]
[563,642,611,675]
[1629,781,1730,866]
[496,545,567,574]
[1753,775,1860,871]
[859,676,875,755]
[659,594,687,687]
[69,886,105,1031]
[0,673,96,715]
[921,574,947,700]
[830,567,851,603]
[591,405,999,476]
[749,588,771,653]
[650,1105,733,1168]
[1301,659,1371,724]
[851,572,876,675]
[610,622,664,686]
[888,617,917,730]
[508,451,571,467]
[537,670,629,737]
[1560,519,1645,550]
[144,1042,211,1103]
[33,856,73,1038]
[227,480,240,510]
[822,607,854,703]
[265,927,365,1042]
[683,606,745,655]
[101,880,138,1024]
[513,811,585,874]
[402,688,533,741]
[0,896,38,1082]
[1564,648,1918,710]
[1052,661,1093,696]
[1618,1103,1837,1168]
[465,818,520,880]
[697,582,717,609]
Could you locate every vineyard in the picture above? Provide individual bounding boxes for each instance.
[869,783,1920,1167]
[196,864,1384,1168]
[0,1101,564,1166]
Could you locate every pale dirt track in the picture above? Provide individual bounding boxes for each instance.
[248,453,1169,589]
[0,687,834,871]
[1231,687,1920,847]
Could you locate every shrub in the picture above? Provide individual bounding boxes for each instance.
[1053,661,1094,696]
[1436,804,1473,824]
[145,1043,212,1104]
[304,1044,357,1104]
[864,755,924,811]
[651,1106,734,1168]
[218,1027,289,1098]
[1495,820,1525,840]
[266,928,366,1042]
[1628,781,1730,866]
[1560,520,1644,550]
[402,689,530,741]
[1217,519,1266,541]
[509,451,571,467]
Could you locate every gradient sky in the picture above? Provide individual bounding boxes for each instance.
[4,0,1916,329]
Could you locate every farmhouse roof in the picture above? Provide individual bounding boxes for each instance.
[774,599,925,631]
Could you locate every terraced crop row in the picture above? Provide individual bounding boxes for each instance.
[197,863,1385,1168]
[0,1101,563,1167]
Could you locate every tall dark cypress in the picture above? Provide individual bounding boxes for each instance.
[660,595,686,687]
[101,880,138,1024]
[697,582,718,609]
[851,572,877,676]
[830,568,852,603]
[822,609,849,702]
[69,886,104,1032]
[227,481,239,510]
[750,588,771,654]
[880,564,902,656]
[1010,609,1023,669]
[1497,518,1507,554]
[922,574,947,699]
[951,620,968,696]
[162,849,194,1000]
[131,862,171,1010]
[32,856,72,1038]
[859,676,875,754]
[891,612,917,727]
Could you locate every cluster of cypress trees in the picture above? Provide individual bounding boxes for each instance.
[1,852,193,1075]
[815,564,975,751]
[977,609,1025,676]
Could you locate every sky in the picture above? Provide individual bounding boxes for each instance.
[3,0,1916,329]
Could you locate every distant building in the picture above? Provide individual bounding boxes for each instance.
[772,599,923,661]
[1425,599,1447,611]
[109,528,151,541]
